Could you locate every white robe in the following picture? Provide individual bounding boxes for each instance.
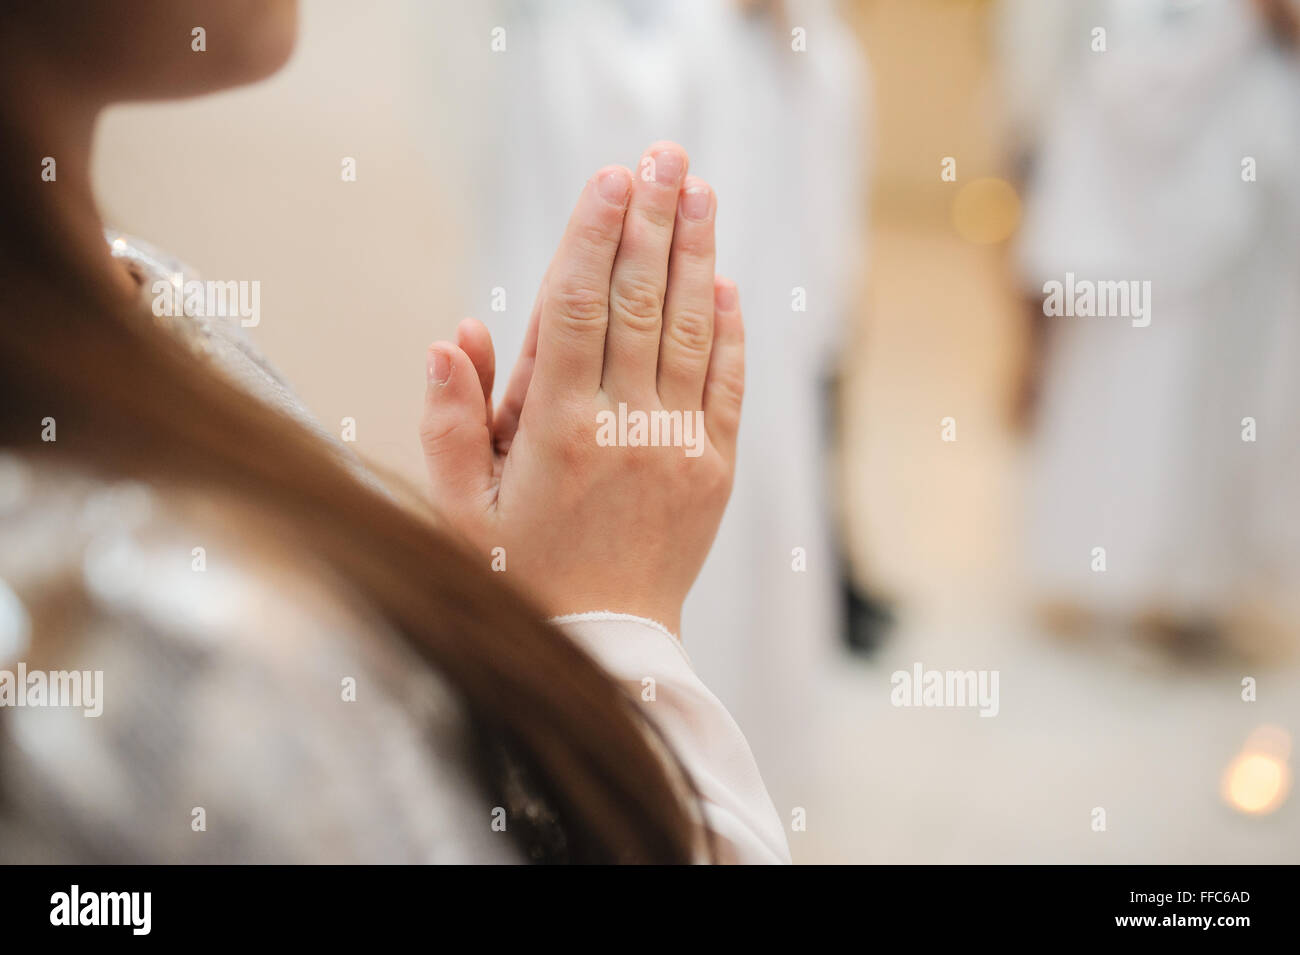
[1009,0,1300,619]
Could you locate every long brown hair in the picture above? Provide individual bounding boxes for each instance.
[0,133,702,865]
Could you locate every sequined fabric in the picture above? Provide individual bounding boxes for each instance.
[0,233,525,862]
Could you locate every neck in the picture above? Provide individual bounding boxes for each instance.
[0,44,138,304]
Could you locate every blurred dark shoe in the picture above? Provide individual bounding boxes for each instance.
[843,581,894,654]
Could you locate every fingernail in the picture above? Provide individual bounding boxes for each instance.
[680,182,712,220]
[597,167,630,204]
[715,281,738,311]
[428,348,451,384]
[646,147,685,185]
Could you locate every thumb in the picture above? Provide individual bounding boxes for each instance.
[420,342,495,511]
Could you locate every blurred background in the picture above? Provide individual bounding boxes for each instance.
[93,0,1299,862]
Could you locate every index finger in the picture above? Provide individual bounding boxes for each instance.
[532,165,632,400]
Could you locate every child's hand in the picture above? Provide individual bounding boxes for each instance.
[419,142,744,637]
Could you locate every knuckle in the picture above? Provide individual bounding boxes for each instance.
[557,435,591,468]
[702,465,732,504]
[419,417,464,453]
[709,366,745,408]
[672,228,714,259]
[631,201,676,233]
[625,444,658,473]
[611,275,664,332]
[574,217,618,255]
[418,408,454,446]
[664,307,713,355]
[559,416,601,467]
[552,283,608,326]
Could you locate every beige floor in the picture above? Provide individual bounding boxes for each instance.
[793,0,1300,864]
[793,222,1300,862]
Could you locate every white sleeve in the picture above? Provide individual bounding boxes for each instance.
[552,612,792,865]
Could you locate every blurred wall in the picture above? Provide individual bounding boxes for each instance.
[840,0,1025,607]
[93,0,464,483]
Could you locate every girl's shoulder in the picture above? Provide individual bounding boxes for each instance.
[0,453,519,863]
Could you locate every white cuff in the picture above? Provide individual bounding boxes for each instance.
[553,611,791,864]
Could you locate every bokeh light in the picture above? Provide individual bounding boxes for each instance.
[1223,727,1292,815]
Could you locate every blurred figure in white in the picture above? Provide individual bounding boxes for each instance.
[1000,0,1300,657]
[408,0,873,797]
